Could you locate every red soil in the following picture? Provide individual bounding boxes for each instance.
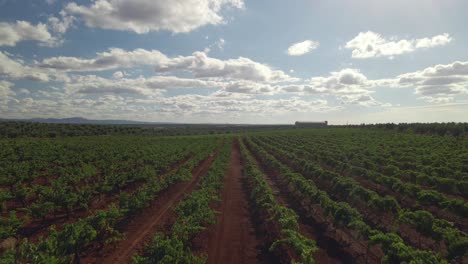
[280,140,468,231]
[203,139,261,264]
[245,142,349,264]
[81,147,221,264]
[247,139,382,263]
[254,141,444,257]
[19,154,196,242]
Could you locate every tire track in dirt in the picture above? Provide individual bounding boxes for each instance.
[204,139,261,264]
[82,145,222,264]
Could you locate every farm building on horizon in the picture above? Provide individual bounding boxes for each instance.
[295,121,328,128]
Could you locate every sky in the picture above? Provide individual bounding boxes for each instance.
[0,0,467,124]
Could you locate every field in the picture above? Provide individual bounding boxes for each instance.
[0,125,467,263]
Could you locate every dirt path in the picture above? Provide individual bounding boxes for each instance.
[82,147,221,264]
[205,139,260,264]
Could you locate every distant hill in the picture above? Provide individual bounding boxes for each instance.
[0,117,174,125]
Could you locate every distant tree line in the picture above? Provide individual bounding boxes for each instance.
[0,122,148,138]
[3,121,465,139]
[337,123,467,137]
[0,121,292,138]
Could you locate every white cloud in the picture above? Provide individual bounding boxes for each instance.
[17,88,30,95]
[0,15,73,47]
[113,71,124,79]
[39,48,296,82]
[155,51,296,82]
[0,20,58,47]
[345,31,452,59]
[65,0,244,34]
[148,94,336,116]
[198,67,383,103]
[222,80,276,94]
[48,11,75,34]
[268,68,386,107]
[307,68,370,94]
[205,38,226,53]
[0,80,15,97]
[66,75,157,95]
[394,61,468,102]
[415,34,453,49]
[339,94,390,107]
[39,48,168,71]
[0,80,15,109]
[287,40,319,56]
[419,96,454,104]
[217,38,225,50]
[2,84,341,122]
[0,51,50,81]
[65,75,222,95]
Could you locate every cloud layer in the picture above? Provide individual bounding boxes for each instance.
[0,51,50,81]
[65,75,222,95]
[395,61,468,102]
[0,80,14,97]
[345,31,452,59]
[287,40,319,56]
[0,21,56,46]
[65,0,244,34]
[0,0,464,123]
[39,48,296,82]
[5,41,466,108]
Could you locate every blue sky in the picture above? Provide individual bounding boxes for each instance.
[0,0,467,124]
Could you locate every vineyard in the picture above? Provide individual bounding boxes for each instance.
[0,127,467,263]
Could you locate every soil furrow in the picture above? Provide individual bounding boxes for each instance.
[203,139,261,264]
[20,154,196,242]
[244,140,350,264]
[81,146,222,264]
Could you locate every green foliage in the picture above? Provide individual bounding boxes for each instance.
[0,135,223,263]
[244,134,450,263]
[133,141,231,264]
[0,211,24,239]
[240,140,317,263]
[369,232,447,264]
[88,204,124,246]
[270,230,317,264]
[132,234,206,264]
[1,125,466,263]
[417,190,444,205]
